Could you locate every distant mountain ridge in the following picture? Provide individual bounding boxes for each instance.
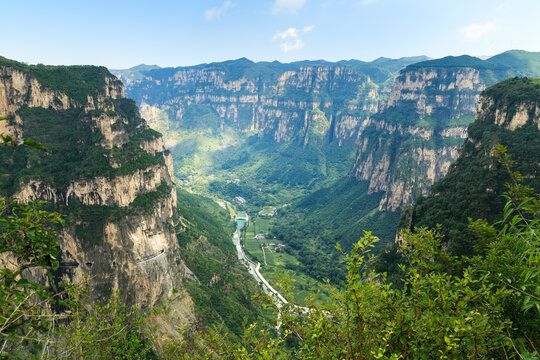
[112,55,429,147]
[112,50,540,286]
[351,49,540,211]
[114,55,429,85]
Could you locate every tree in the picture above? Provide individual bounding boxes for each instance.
[194,153,539,359]
[0,199,62,357]
[0,135,149,358]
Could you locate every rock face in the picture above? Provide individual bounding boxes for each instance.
[351,53,540,211]
[351,67,477,211]
[383,68,484,116]
[405,77,540,256]
[113,57,427,147]
[13,164,173,207]
[115,52,540,216]
[128,65,378,145]
[0,59,186,309]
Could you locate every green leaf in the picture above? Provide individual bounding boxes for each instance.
[23,138,47,152]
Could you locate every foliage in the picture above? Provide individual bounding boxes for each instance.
[175,188,270,337]
[159,322,290,360]
[467,145,540,353]
[0,199,62,357]
[0,56,117,104]
[271,231,510,359]
[44,282,151,360]
[204,182,538,359]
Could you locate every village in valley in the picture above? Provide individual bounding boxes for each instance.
[232,195,330,306]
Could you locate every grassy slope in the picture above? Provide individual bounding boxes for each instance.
[175,188,271,337]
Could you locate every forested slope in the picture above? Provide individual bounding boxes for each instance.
[406,77,540,256]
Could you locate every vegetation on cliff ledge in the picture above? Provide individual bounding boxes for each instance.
[164,175,539,359]
[407,77,540,258]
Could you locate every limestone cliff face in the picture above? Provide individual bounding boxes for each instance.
[115,61,389,147]
[13,164,173,207]
[352,67,481,211]
[0,67,74,139]
[350,53,540,212]
[384,68,485,116]
[477,95,540,132]
[0,62,186,310]
[404,77,540,255]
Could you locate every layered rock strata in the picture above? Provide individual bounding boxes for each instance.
[0,62,186,309]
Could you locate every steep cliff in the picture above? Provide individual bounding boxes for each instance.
[267,53,540,285]
[406,77,540,256]
[351,51,540,211]
[0,57,186,310]
[110,56,432,213]
[113,57,427,147]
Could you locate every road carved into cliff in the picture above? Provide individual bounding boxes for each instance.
[137,250,165,265]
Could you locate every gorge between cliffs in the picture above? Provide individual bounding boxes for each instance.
[1,48,539,359]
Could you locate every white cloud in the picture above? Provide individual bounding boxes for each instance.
[273,25,314,52]
[460,21,495,41]
[273,0,307,14]
[273,25,314,39]
[273,27,300,40]
[281,39,304,52]
[204,1,233,21]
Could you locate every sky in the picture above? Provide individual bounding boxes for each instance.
[1,0,539,69]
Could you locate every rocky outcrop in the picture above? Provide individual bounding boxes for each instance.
[0,67,74,139]
[13,163,172,207]
[0,68,74,113]
[352,67,488,211]
[114,60,400,147]
[0,60,187,310]
[384,68,485,116]
[479,96,540,131]
[403,77,540,256]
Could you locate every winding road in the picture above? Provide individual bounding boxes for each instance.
[232,229,289,306]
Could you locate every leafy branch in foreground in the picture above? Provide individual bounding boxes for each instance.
[0,116,47,152]
[181,146,538,359]
[0,199,63,357]
[0,199,150,359]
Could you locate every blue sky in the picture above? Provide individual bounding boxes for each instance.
[1,0,539,69]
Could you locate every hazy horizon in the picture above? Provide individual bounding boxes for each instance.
[2,0,539,69]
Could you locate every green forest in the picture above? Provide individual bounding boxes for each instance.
[1,53,540,359]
